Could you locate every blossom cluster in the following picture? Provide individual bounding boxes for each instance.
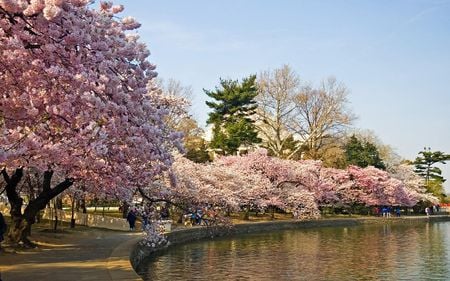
[141,220,168,249]
[0,1,182,199]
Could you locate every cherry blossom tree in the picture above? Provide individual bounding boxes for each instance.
[139,152,438,248]
[391,164,439,205]
[217,150,321,219]
[0,1,182,245]
[214,150,437,217]
[342,165,437,207]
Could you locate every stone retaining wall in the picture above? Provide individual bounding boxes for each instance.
[130,215,450,276]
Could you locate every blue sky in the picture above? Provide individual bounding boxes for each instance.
[118,0,450,190]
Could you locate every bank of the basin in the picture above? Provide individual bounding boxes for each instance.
[130,215,450,276]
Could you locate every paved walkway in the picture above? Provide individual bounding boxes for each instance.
[0,228,143,281]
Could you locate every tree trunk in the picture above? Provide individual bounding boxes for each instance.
[70,194,76,228]
[81,197,87,214]
[242,205,250,220]
[53,199,59,231]
[93,198,98,214]
[2,168,73,246]
[55,197,63,210]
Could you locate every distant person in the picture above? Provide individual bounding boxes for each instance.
[127,209,137,231]
[0,211,7,250]
[386,206,392,218]
[425,207,430,216]
[373,206,380,217]
[195,208,203,225]
[381,206,387,217]
[395,207,401,217]
[141,211,149,230]
[160,206,170,220]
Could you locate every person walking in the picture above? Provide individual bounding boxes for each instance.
[395,207,401,217]
[126,208,137,231]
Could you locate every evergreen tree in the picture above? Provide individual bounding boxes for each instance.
[344,135,386,170]
[414,148,450,184]
[205,75,261,154]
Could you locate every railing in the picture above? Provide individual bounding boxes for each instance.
[0,203,173,232]
[0,203,129,231]
[42,208,131,231]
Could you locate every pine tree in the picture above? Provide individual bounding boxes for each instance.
[414,148,450,184]
[205,75,261,154]
[414,148,450,201]
[344,135,386,170]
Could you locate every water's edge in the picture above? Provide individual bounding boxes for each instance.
[130,215,450,277]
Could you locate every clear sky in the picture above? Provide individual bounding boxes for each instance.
[118,0,450,190]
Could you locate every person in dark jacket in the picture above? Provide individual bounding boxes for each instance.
[126,209,137,231]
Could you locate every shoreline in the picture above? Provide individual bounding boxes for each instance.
[130,214,450,277]
[1,215,448,280]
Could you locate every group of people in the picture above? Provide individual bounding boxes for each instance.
[188,208,204,226]
[373,206,402,217]
[425,205,440,216]
[184,207,217,226]
[126,205,171,231]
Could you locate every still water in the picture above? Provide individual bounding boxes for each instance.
[140,221,450,280]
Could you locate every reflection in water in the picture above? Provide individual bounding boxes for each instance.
[140,221,450,280]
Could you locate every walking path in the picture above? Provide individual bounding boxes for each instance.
[0,227,143,281]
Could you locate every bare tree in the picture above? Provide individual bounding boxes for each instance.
[152,78,209,162]
[348,129,402,171]
[289,77,356,160]
[157,78,193,100]
[255,65,300,158]
[149,78,193,130]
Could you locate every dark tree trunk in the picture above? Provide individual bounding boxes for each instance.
[2,168,26,245]
[80,197,87,214]
[53,199,59,231]
[93,198,98,213]
[2,168,73,246]
[76,186,87,214]
[55,197,63,210]
[70,194,76,228]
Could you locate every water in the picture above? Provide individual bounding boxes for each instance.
[140,221,450,280]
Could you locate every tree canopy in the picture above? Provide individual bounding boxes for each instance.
[414,148,450,184]
[413,148,450,201]
[344,135,386,170]
[205,75,260,154]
